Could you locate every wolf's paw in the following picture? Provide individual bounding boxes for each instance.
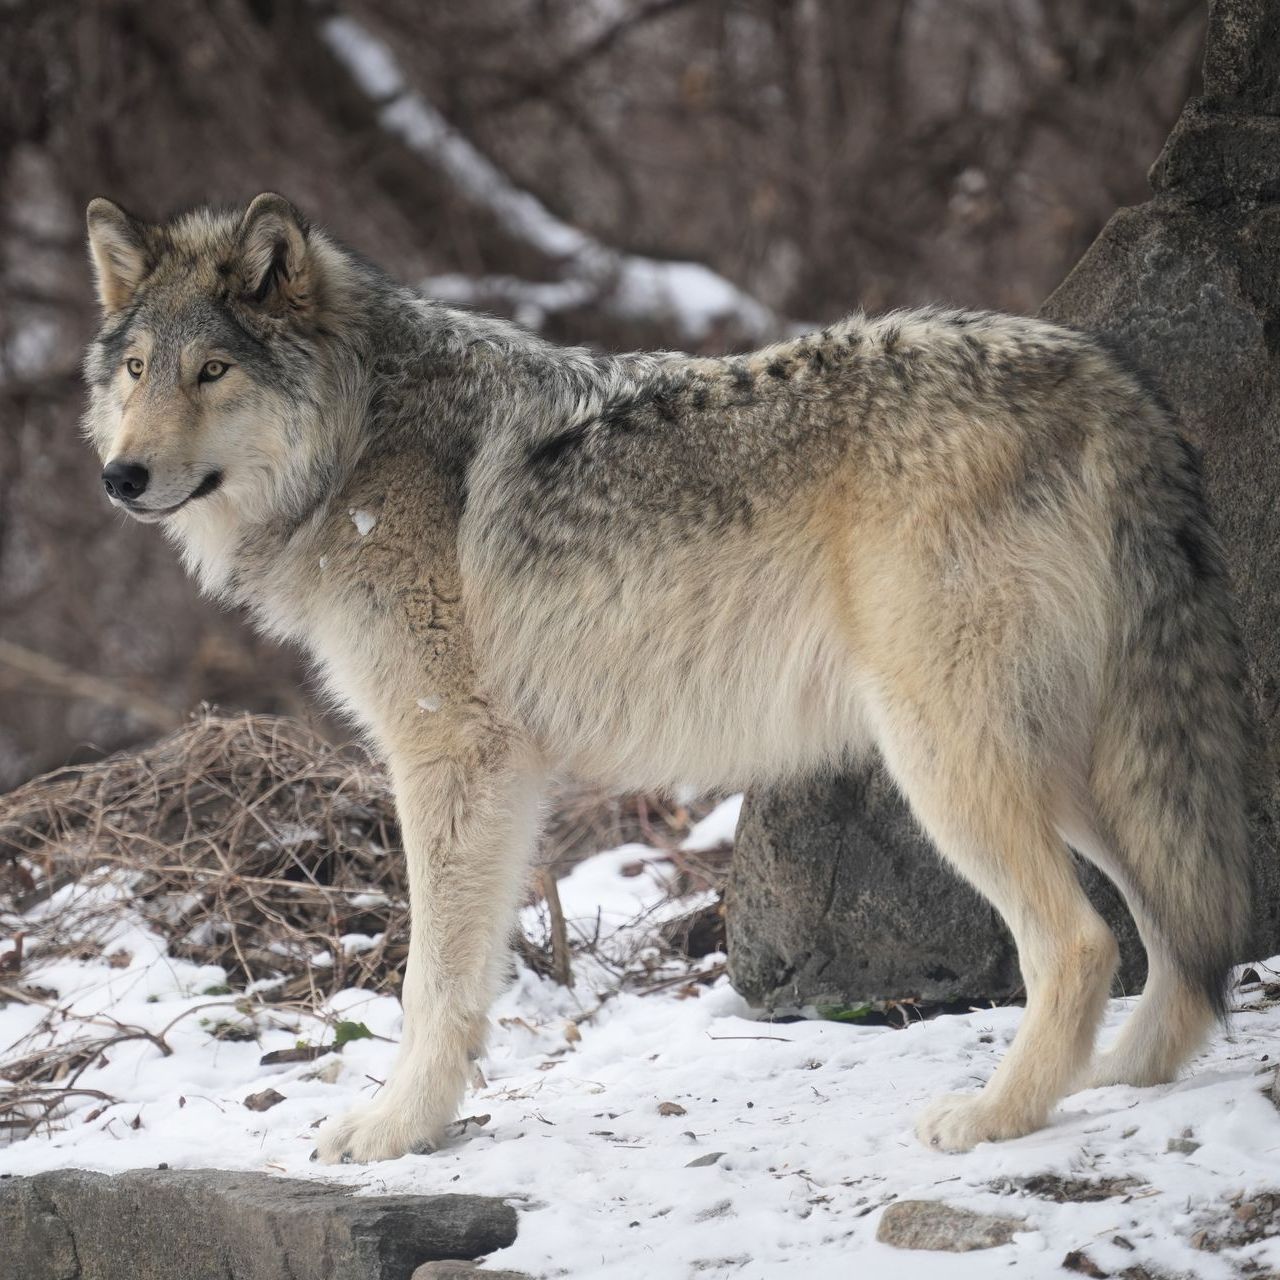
[915,1092,1042,1153]
[312,1100,443,1165]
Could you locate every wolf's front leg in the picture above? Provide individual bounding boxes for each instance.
[315,732,544,1164]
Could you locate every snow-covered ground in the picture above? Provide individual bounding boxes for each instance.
[2,796,1278,1279]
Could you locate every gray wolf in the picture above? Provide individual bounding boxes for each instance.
[81,193,1252,1162]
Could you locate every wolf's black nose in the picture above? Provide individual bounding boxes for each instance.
[102,460,149,501]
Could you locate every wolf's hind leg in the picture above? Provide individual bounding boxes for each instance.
[1085,955,1216,1089]
[876,723,1118,1151]
[314,732,543,1165]
[1050,819,1218,1091]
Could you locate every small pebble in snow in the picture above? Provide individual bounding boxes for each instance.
[1061,1250,1108,1278]
[1167,1136,1201,1154]
[243,1088,287,1112]
[876,1200,1023,1252]
[417,695,443,713]
[301,1059,344,1085]
[696,1199,735,1222]
[657,1100,687,1117]
[686,1152,725,1168]
[349,508,376,536]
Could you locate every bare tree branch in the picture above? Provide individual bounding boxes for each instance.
[321,11,789,343]
[0,639,181,732]
[477,0,703,114]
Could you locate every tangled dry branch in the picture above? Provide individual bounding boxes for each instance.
[0,713,408,1004]
[0,712,730,1135]
[0,711,727,1003]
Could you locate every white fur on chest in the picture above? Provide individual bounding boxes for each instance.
[171,504,242,600]
[308,607,391,733]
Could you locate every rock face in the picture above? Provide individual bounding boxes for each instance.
[728,0,1280,1009]
[0,1168,518,1280]
[1041,0,1280,965]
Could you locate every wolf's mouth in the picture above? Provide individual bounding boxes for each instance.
[120,470,223,521]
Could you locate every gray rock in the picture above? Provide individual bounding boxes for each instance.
[728,770,1144,1007]
[0,1168,518,1280]
[685,1151,726,1168]
[728,0,1280,1009]
[875,1200,1023,1252]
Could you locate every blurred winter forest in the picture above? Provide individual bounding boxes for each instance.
[0,0,1205,788]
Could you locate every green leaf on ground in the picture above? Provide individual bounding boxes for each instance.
[816,1003,874,1023]
[333,1020,374,1049]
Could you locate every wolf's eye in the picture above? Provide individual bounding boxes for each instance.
[199,360,229,383]
[125,357,144,379]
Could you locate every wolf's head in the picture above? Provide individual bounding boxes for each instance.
[82,193,356,534]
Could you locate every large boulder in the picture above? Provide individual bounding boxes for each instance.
[728,771,1145,1008]
[0,1169,518,1280]
[727,0,1280,1009]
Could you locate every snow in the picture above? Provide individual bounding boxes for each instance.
[3,808,1279,1279]
[320,16,783,343]
[349,508,377,536]
[682,794,743,851]
[416,695,443,714]
[421,273,597,332]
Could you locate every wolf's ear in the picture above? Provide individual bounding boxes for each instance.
[235,192,313,315]
[86,198,149,315]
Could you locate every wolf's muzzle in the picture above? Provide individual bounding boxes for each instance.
[107,468,224,519]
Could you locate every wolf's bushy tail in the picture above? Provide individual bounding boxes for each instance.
[1089,428,1253,1020]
